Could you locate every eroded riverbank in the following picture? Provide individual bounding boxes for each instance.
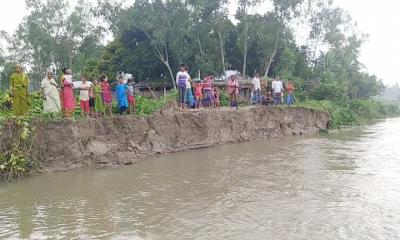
[1,106,330,172]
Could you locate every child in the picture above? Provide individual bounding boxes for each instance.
[263,91,273,106]
[285,81,296,106]
[213,86,220,109]
[64,74,73,85]
[194,80,203,109]
[127,79,137,114]
[78,75,91,117]
[116,76,129,115]
[202,75,212,107]
[101,75,113,116]
[184,67,194,109]
[93,79,105,117]
[89,84,95,117]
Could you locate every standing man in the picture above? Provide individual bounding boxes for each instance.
[252,73,262,105]
[176,64,191,110]
[271,77,283,105]
[10,64,30,115]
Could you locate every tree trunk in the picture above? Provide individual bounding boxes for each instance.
[197,37,204,58]
[163,43,176,90]
[242,13,248,79]
[163,60,176,90]
[264,31,280,77]
[312,32,321,64]
[67,43,73,69]
[140,28,176,89]
[217,27,226,75]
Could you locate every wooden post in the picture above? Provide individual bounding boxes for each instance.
[164,85,166,99]
[146,85,157,99]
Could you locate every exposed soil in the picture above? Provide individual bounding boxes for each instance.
[2,106,330,172]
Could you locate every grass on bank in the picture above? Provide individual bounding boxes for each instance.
[296,99,400,128]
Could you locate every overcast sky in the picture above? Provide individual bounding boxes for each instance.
[0,0,399,86]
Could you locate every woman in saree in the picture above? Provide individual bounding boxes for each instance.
[61,68,75,118]
[227,75,240,110]
[9,64,30,116]
[41,71,61,113]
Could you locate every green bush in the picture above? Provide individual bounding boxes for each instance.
[0,117,36,181]
[297,99,400,128]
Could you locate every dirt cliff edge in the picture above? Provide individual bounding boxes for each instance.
[19,106,329,172]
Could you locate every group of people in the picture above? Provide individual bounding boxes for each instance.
[45,69,137,117]
[251,73,296,106]
[8,63,295,117]
[176,64,242,110]
[8,64,137,117]
[176,64,221,110]
[176,64,296,112]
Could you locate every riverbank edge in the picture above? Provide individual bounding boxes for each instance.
[0,106,330,178]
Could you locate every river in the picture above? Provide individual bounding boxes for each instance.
[1,118,400,240]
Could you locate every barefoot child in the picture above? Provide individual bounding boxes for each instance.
[116,76,129,115]
[194,80,203,109]
[127,79,137,114]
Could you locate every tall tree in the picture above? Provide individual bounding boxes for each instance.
[121,0,192,89]
[7,0,104,88]
[236,0,261,78]
[263,0,303,77]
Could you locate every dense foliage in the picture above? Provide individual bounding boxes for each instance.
[0,0,386,101]
[297,100,400,128]
[0,117,36,181]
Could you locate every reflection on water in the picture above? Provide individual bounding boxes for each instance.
[1,119,400,240]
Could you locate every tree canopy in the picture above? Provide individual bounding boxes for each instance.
[0,0,386,100]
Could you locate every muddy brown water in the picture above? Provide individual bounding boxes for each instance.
[1,118,400,240]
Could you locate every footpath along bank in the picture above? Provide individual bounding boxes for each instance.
[0,105,329,174]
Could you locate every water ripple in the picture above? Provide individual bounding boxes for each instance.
[1,118,400,239]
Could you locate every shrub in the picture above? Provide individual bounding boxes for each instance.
[297,99,400,128]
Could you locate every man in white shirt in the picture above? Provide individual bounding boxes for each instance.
[271,77,283,105]
[252,73,262,105]
[176,64,191,109]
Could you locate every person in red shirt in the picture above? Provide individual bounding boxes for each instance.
[194,80,203,109]
[285,81,295,106]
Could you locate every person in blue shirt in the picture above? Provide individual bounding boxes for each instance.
[116,76,129,115]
